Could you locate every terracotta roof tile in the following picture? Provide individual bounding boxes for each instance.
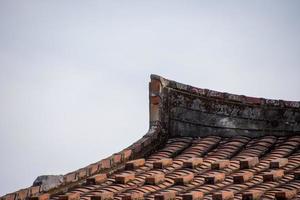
[145,173,165,185]
[121,192,144,200]
[233,172,254,184]
[58,193,80,200]
[242,190,263,200]
[239,157,259,169]
[154,191,176,200]
[125,159,145,170]
[153,159,173,169]
[27,194,50,200]
[181,191,203,200]
[86,174,107,185]
[211,160,230,170]
[4,75,300,200]
[203,172,225,185]
[263,170,284,182]
[270,158,289,169]
[174,173,194,185]
[183,158,203,169]
[115,173,135,184]
[90,192,114,200]
[212,191,234,200]
[275,188,297,200]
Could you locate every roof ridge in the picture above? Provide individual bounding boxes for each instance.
[2,74,299,199]
[151,74,300,108]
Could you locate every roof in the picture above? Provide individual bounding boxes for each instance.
[2,74,300,200]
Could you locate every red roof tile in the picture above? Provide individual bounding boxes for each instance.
[152,159,173,169]
[145,173,165,185]
[86,174,107,185]
[2,75,300,200]
[181,191,203,200]
[28,194,50,200]
[90,192,114,200]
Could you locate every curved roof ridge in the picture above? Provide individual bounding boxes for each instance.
[2,74,299,200]
[151,74,300,109]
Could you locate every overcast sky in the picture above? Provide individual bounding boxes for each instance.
[1,0,300,196]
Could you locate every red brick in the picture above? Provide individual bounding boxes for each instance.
[145,173,165,185]
[86,173,107,185]
[122,192,144,200]
[239,157,259,169]
[77,169,87,179]
[90,192,114,200]
[16,189,29,200]
[263,170,284,182]
[242,190,262,200]
[115,173,135,184]
[269,158,288,169]
[100,159,111,169]
[212,191,234,200]
[211,160,230,170]
[64,173,77,183]
[153,158,173,169]
[233,172,253,184]
[59,193,80,200]
[113,154,122,164]
[125,159,145,170]
[183,158,203,169]
[150,80,161,93]
[28,186,40,196]
[154,192,176,200]
[28,194,50,200]
[133,143,142,153]
[245,96,262,105]
[275,189,297,200]
[151,96,161,105]
[88,164,99,175]
[204,172,225,184]
[122,149,132,161]
[182,191,203,200]
[174,173,194,185]
[2,193,16,200]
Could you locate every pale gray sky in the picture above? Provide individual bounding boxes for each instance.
[0,0,300,196]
